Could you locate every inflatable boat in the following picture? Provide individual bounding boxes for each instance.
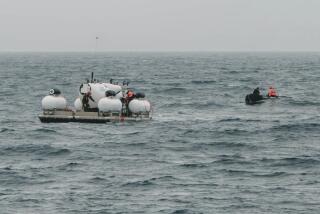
[245,93,264,105]
[245,94,279,105]
[39,73,152,123]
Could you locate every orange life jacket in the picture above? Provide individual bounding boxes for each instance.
[127,91,134,98]
[268,88,277,97]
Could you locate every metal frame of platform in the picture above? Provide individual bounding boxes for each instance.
[39,110,152,123]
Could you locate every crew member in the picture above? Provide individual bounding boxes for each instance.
[253,87,260,95]
[82,91,95,111]
[126,90,135,100]
[82,92,90,111]
[124,90,135,116]
[252,87,263,101]
[267,86,278,97]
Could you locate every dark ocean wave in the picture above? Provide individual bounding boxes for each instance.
[172,182,218,188]
[219,169,255,176]
[261,156,320,167]
[56,162,83,171]
[252,171,289,177]
[122,176,178,187]
[108,131,143,136]
[0,91,16,96]
[216,128,251,136]
[197,101,225,108]
[160,100,225,108]
[0,168,50,186]
[33,128,58,133]
[217,118,264,123]
[179,163,208,168]
[0,128,15,133]
[268,123,320,132]
[287,99,320,107]
[191,80,217,84]
[122,179,155,187]
[0,144,71,156]
[148,175,177,182]
[88,176,107,183]
[0,119,17,124]
[205,141,259,150]
[153,87,188,94]
[15,198,42,203]
[170,209,193,214]
[220,170,291,179]
[1,174,33,185]
[213,154,254,165]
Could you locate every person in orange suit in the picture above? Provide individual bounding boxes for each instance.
[267,86,278,97]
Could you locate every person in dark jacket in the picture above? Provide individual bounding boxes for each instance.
[252,87,263,101]
[245,87,264,104]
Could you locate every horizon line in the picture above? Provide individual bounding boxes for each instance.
[1,50,320,53]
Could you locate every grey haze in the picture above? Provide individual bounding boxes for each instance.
[0,0,319,52]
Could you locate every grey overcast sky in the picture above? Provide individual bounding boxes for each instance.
[0,0,319,52]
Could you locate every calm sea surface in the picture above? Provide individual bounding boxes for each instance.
[0,52,320,213]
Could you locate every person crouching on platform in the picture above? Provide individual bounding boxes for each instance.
[123,90,135,116]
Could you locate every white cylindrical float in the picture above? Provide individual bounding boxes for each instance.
[128,99,151,113]
[74,97,82,111]
[41,95,67,110]
[98,97,122,112]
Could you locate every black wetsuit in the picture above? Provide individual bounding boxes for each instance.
[82,94,97,112]
[82,95,90,111]
[252,89,263,101]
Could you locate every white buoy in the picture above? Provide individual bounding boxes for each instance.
[41,95,67,110]
[128,99,151,113]
[98,97,122,112]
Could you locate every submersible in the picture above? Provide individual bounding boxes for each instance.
[39,73,152,123]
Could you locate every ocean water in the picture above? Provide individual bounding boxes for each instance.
[0,52,320,214]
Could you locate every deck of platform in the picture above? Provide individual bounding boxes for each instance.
[39,110,151,123]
